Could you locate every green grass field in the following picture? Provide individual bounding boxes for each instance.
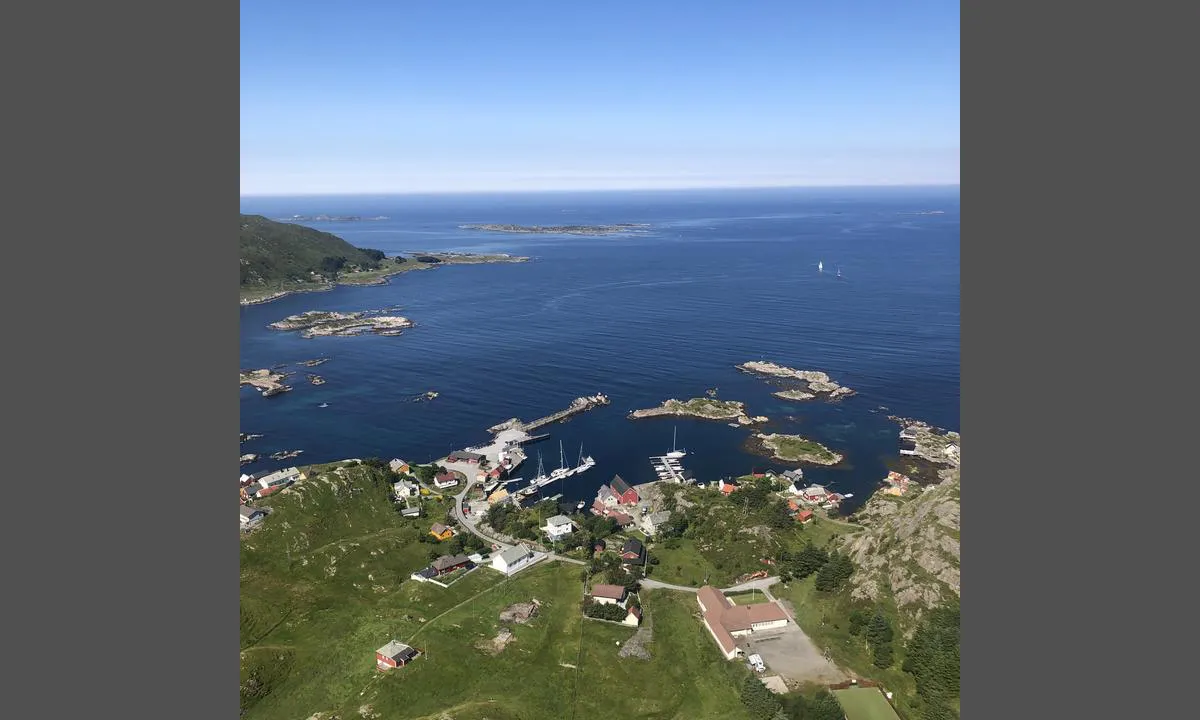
[833,687,902,720]
[242,465,755,719]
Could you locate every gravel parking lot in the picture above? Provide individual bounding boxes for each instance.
[741,624,845,685]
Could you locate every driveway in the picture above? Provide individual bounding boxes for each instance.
[740,624,845,685]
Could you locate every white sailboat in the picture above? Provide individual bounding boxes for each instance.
[836,266,842,279]
[818,260,824,273]
[571,443,596,475]
[548,440,571,481]
[531,451,548,485]
[666,426,687,459]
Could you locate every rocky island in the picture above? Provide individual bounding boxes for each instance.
[240,369,292,397]
[749,432,844,465]
[460,223,650,236]
[628,398,767,425]
[299,358,329,368]
[277,214,390,222]
[270,310,415,338]
[736,361,856,401]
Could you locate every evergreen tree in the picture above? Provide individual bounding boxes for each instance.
[806,691,845,720]
[739,675,782,719]
[814,552,853,592]
[873,641,894,668]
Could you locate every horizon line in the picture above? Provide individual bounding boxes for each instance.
[240,182,961,199]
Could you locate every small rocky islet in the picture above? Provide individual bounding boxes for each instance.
[749,432,843,465]
[735,361,856,401]
[270,310,415,338]
[628,398,768,426]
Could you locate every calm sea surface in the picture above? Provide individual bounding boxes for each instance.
[239,187,959,513]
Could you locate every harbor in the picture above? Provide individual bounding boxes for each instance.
[648,426,694,484]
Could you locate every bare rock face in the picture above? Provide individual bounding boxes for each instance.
[840,467,960,629]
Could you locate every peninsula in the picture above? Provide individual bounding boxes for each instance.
[628,398,767,425]
[270,310,415,338]
[749,432,843,465]
[460,223,650,235]
[240,214,528,305]
[891,416,961,467]
[736,361,856,401]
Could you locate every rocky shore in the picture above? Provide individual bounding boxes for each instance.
[749,432,843,465]
[270,310,415,338]
[736,361,856,401]
[890,416,961,468]
[628,398,767,425]
[460,223,650,236]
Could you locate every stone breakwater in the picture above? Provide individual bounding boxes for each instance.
[736,361,856,400]
[488,394,611,434]
[750,433,844,465]
[270,310,415,338]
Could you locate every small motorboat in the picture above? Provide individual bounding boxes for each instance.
[318,403,329,408]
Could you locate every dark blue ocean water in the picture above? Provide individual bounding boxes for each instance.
[239,187,959,513]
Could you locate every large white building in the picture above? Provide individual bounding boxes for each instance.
[491,544,536,575]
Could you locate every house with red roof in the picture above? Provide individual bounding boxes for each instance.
[609,475,640,505]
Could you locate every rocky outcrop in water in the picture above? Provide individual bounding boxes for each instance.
[270,311,415,338]
[736,362,856,401]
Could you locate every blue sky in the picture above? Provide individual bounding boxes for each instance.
[241,1,959,195]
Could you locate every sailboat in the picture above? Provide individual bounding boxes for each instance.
[527,451,548,491]
[818,260,824,273]
[836,266,843,279]
[548,440,571,481]
[666,426,688,459]
[571,443,596,475]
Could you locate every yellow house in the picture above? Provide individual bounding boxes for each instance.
[487,488,510,505]
[429,523,455,541]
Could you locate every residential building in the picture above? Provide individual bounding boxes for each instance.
[696,586,790,661]
[899,439,918,456]
[610,475,640,505]
[621,538,647,566]
[487,487,510,504]
[429,523,455,541]
[623,606,643,626]
[239,506,266,525]
[542,515,575,541]
[609,510,634,528]
[375,641,418,670]
[596,484,618,508]
[802,484,829,502]
[400,506,421,518]
[433,472,460,489]
[389,459,411,474]
[590,584,627,606]
[393,479,419,497]
[257,467,304,491]
[719,478,739,495]
[431,554,472,575]
[447,450,485,464]
[796,510,814,524]
[641,510,672,536]
[492,544,536,575]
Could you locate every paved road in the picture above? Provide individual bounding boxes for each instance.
[640,576,781,594]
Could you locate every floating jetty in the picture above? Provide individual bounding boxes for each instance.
[488,394,610,434]
[649,455,691,483]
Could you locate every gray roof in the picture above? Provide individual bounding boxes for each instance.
[648,511,671,525]
[377,640,418,661]
[497,544,533,565]
[400,507,421,516]
[240,506,264,518]
[432,554,472,571]
[449,450,485,461]
[545,515,573,527]
[783,470,804,481]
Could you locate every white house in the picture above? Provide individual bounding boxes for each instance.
[542,514,574,541]
[239,506,266,525]
[640,510,672,536]
[802,484,829,502]
[433,472,460,490]
[394,479,419,497]
[258,467,303,490]
[491,544,536,575]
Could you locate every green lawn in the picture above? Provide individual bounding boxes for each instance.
[358,565,753,719]
[242,466,754,719]
[726,590,773,605]
[833,687,902,720]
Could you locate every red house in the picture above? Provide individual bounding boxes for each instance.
[796,510,814,524]
[610,475,640,505]
[375,640,418,670]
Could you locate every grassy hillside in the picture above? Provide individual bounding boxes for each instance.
[240,214,387,289]
[241,462,756,719]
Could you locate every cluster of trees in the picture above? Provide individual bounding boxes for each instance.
[849,610,897,668]
[902,605,960,719]
[813,552,854,592]
[419,528,485,559]
[740,676,846,720]
[582,599,629,622]
[411,464,444,484]
[414,255,442,263]
[588,553,640,591]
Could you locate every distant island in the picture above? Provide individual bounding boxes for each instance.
[270,310,415,338]
[277,215,389,222]
[240,214,528,305]
[460,223,650,236]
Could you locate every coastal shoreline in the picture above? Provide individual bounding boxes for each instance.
[239,253,529,306]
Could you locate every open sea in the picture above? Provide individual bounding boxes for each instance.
[239,186,959,514]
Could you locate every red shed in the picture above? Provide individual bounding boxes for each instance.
[609,475,640,505]
[375,640,418,670]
